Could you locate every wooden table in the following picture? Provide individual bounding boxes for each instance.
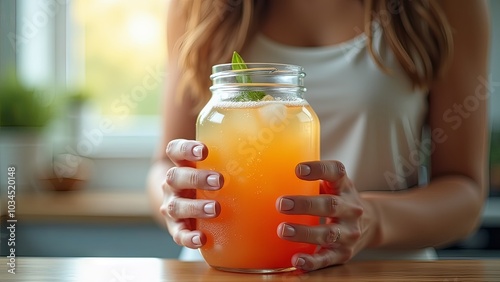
[0,257,499,281]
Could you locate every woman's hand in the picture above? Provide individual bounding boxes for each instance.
[276,160,378,272]
[159,139,223,249]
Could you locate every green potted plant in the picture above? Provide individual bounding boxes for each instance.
[0,78,52,129]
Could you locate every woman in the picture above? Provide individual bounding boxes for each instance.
[147,0,490,272]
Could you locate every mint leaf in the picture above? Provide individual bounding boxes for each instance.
[231,51,266,101]
[231,51,251,84]
[233,90,267,102]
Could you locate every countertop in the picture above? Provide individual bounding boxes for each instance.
[0,257,499,281]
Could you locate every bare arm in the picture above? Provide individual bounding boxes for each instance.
[363,0,490,249]
[146,0,198,227]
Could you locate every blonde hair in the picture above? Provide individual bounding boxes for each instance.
[174,0,453,110]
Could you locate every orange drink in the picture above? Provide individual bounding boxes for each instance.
[196,99,320,273]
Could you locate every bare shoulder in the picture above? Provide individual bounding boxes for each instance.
[437,0,490,45]
[437,0,489,16]
[431,0,490,88]
[166,0,189,56]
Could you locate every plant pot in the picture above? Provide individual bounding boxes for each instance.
[0,128,50,195]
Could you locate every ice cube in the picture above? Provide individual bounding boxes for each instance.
[258,102,288,124]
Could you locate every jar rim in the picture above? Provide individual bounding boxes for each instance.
[212,62,303,69]
[211,63,304,76]
[210,63,306,84]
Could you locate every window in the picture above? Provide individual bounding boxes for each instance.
[72,0,166,117]
[3,0,169,190]
[11,0,168,160]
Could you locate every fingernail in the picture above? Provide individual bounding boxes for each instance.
[338,162,346,174]
[295,257,306,267]
[203,202,215,215]
[192,235,201,246]
[207,175,220,187]
[279,198,295,211]
[282,224,295,237]
[297,164,311,176]
[192,145,203,158]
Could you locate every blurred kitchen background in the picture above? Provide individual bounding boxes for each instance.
[0,0,499,259]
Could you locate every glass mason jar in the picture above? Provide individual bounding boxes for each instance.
[196,63,320,273]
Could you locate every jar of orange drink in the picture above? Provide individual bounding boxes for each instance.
[196,53,320,273]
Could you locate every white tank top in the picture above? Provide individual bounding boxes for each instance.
[178,24,436,261]
[242,23,428,192]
